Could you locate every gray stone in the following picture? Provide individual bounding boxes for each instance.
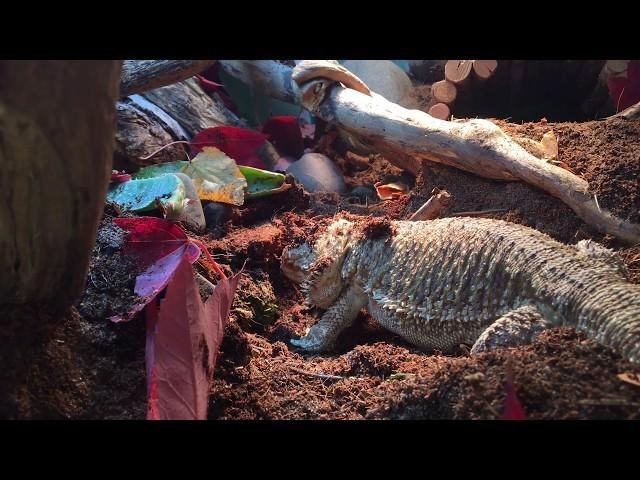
[349,186,377,202]
[342,60,413,104]
[203,202,233,230]
[286,153,347,194]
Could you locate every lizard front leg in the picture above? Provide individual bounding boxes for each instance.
[291,285,368,353]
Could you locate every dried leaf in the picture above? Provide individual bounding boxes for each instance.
[106,175,186,219]
[146,257,241,420]
[239,165,290,199]
[191,126,267,169]
[374,181,409,200]
[133,162,186,180]
[110,217,201,322]
[617,372,640,388]
[183,147,247,205]
[540,130,558,161]
[261,115,305,158]
[501,373,527,420]
[196,63,238,113]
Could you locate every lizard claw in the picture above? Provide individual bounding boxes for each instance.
[290,334,331,353]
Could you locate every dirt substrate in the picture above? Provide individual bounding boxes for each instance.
[9,116,639,420]
[206,116,640,420]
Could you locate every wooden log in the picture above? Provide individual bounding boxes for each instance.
[445,60,474,85]
[118,78,280,170]
[114,99,188,169]
[430,80,457,105]
[472,60,498,81]
[120,60,216,97]
[608,100,640,120]
[141,78,245,137]
[427,103,451,120]
[219,60,640,244]
[0,60,122,307]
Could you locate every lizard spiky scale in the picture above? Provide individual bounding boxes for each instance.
[281,216,640,363]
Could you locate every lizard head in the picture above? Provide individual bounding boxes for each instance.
[281,218,357,309]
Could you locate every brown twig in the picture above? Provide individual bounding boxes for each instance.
[409,188,452,221]
[288,366,346,381]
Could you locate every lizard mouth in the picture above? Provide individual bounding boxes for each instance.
[281,243,315,284]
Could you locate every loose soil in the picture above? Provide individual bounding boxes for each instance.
[7,116,639,420]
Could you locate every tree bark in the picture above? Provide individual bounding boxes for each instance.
[120,60,215,97]
[0,60,122,308]
[219,60,640,244]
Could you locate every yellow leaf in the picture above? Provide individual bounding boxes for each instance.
[617,372,640,388]
[182,147,247,205]
[540,130,558,161]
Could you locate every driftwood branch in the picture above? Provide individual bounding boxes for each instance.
[608,100,640,120]
[120,60,216,97]
[219,60,640,244]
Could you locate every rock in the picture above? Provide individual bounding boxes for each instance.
[349,186,377,203]
[203,201,233,230]
[342,60,413,104]
[173,173,206,234]
[286,153,347,193]
[272,156,296,172]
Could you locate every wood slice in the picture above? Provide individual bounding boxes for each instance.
[472,60,498,80]
[445,60,474,85]
[431,80,457,105]
[428,103,451,120]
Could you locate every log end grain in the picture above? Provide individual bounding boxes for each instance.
[428,102,451,120]
[445,60,474,85]
[431,80,457,105]
[472,60,498,81]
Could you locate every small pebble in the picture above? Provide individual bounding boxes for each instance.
[203,202,233,230]
[350,186,377,202]
[286,153,347,193]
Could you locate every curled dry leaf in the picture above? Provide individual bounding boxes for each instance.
[190,126,268,169]
[374,181,409,200]
[183,147,247,205]
[617,372,640,388]
[540,130,558,161]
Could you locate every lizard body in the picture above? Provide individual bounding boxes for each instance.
[281,217,640,363]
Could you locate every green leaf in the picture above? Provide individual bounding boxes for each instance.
[107,174,186,219]
[239,166,289,199]
[133,161,188,179]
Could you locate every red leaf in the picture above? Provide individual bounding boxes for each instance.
[195,74,238,113]
[146,257,241,420]
[608,60,640,112]
[501,378,527,420]
[110,217,201,322]
[190,127,267,169]
[261,115,305,158]
[111,171,131,184]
